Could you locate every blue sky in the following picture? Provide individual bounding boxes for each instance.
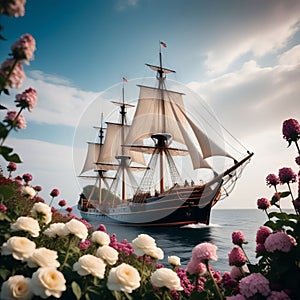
[1,0,300,209]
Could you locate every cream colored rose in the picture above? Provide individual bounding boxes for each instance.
[147,246,164,260]
[22,186,36,199]
[1,236,36,260]
[0,275,33,300]
[150,268,183,291]
[73,254,106,279]
[168,255,181,266]
[30,267,66,298]
[30,202,52,224]
[43,223,67,238]
[132,234,157,256]
[91,230,110,246]
[107,263,141,293]
[64,219,88,241]
[26,247,60,268]
[96,245,119,265]
[11,216,40,237]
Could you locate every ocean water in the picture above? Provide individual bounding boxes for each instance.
[75,208,270,273]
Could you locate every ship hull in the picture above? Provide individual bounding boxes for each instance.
[78,180,222,227]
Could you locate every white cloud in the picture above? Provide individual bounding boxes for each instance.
[0,138,82,207]
[204,1,300,74]
[278,44,300,65]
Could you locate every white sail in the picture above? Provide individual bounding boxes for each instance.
[98,122,146,168]
[80,142,101,174]
[125,85,187,145]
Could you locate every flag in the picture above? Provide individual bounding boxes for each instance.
[122,77,128,82]
[160,41,167,48]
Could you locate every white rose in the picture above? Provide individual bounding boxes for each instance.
[11,216,40,237]
[30,267,66,299]
[26,247,60,268]
[1,236,36,260]
[73,254,106,279]
[150,268,183,291]
[91,230,110,246]
[43,223,67,238]
[168,255,181,266]
[132,234,157,256]
[147,246,164,260]
[0,275,33,300]
[30,202,52,224]
[64,219,88,241]
[22,186,36,199]
[107,263,141,293]
[96,245,119,265]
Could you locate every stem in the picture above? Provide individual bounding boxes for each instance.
[205,261,223,300]
[294,141,300,155]
[287,183,294,201]
[49,196,55,207]
[60,235,73,270]
[240,245,251,264]
[264,209,270,220]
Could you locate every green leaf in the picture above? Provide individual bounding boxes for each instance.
[71,281,82,300]
[0,146,22,163]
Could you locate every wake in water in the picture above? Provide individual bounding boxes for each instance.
[181,223,222,229]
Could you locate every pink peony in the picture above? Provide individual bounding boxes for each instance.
[0,59,25,88]
[0,0,26,17]
[15,88,37,112]
[278,167,297,184]
[50,189,59,197]
[239,273,270,298]
[257,197,271,210]
[11,33,36,63]
[186,259,207,275]
[4,111,26,129]
[256,226,272,244]
[228,246,247,267]
[78,239,92,251]
[266,174,280,188]
[264,231,297,253]
[282,118,300,143]
[190,242,218,263]
[232,231,246,246]
[7,162,17,172]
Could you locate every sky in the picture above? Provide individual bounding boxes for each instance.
[1,0,300,210]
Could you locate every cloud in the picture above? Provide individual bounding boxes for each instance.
[115,0,139,11]
[204,1,300,74]
[0,138,82,207]
[278,44,300,65]
[2,71,100,127]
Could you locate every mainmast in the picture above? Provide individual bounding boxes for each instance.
[145,41,176,193]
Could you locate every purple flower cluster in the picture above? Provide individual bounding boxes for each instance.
[109,233,134,256]
[278,167,297,184]
[266,173,280,188]
[257,197,271,210]
[282,118,300,143]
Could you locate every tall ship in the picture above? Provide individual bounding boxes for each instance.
[77,45,253,227]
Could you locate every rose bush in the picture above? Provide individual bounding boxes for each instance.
[1,2,300,299]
